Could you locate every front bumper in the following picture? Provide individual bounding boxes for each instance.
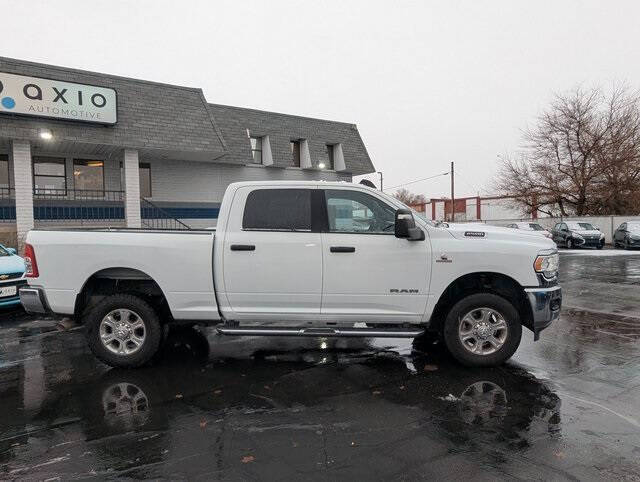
[524,285,562,340]
[0,279,28,309]
[19,287,50,314]
[574,236,604,248]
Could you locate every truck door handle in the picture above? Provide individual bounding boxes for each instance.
[330,246,356,253]
[230,244,255,251]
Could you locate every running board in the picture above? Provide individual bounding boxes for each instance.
[217,326,424,338]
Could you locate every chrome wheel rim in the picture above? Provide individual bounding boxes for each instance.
[458,307,508,356]
[99,309,146,356]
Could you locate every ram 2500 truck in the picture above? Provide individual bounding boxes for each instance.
[19,181,561,368]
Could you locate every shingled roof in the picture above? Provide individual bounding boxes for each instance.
[0,57,227,161]
[208,103,374,175]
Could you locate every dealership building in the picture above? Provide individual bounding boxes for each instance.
[0,57,374,249]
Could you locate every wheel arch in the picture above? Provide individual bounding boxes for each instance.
[74,267,173,323]
[428,271,534,333]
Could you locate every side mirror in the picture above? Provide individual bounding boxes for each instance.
[395,209,425,241]
[6,248,16,255]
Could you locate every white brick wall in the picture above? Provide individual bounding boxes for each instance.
[122,149,141,228]
[11,140,34,252]
[145,160,352,203]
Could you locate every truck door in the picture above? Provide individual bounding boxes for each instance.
[221,187,322,320]
[320,188,430,322]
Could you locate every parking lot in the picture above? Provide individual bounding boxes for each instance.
[0,250,639,480]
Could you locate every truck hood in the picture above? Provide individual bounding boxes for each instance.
[0,255,25,274]
[445,223,556,248]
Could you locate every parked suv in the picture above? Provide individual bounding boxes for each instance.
[613,221,640,249]
[552,222,605,249]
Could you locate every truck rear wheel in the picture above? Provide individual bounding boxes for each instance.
[442,293,522,367]
[85,294,163,368]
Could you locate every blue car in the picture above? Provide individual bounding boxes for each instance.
[0,244,27,309]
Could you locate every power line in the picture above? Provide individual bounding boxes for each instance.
[384,171,450,191]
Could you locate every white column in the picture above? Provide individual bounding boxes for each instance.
[11,140,34,252]
[300,139,312,169]
[122,149,141,228]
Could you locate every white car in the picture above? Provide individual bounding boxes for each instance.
[506,222,553,239]
[20,181,562,369]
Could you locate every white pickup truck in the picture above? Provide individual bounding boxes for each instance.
[20,181,561,368]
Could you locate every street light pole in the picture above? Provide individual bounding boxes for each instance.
[377,171,383,191]
[450,161,455,222]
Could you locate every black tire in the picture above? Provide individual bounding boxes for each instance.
[84,294,163,368]
[624,238,630,250]
[597,242,604,250]
[566,238,573,249]
[442,293,522,367]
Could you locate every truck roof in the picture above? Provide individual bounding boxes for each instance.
[227,180,376,190]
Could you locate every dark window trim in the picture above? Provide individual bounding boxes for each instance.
[74,158,105,194]
[290,139,301,167]
[33,156,67,196]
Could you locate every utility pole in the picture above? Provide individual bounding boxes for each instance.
[450,161,455,222]
[377,171,383,191]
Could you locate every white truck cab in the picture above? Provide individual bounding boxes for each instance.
[20,181,561,368]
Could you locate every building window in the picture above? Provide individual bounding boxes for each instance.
[243,189,311,231]
[139,163,152,198]
[250,136,262,163]
[74,159,104,194]
[291,140,301,167]
[33,157,66,196]
[326,144,335,170]
[119,162,153,198]
[0,155,9,190]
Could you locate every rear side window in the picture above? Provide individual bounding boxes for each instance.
[242,189,312,231]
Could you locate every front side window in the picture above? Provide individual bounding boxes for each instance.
[243,189,311,231]
[325,189,396,234]
[33,157,66,195]
[0,245,8,257]
[74,160,104,193]
[250,137,262,163]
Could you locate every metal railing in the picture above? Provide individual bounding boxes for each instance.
[32,189,124,201]
[140,198,191,230]
[0,188,15,223]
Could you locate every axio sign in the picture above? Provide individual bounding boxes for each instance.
[0,72,117,125]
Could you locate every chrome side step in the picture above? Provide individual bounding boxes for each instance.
[217,326,424,338]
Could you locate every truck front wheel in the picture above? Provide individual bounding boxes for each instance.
[85,294,163,368]
[442,293,522,367]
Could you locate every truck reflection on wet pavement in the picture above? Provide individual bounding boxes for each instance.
[1,252,639,479]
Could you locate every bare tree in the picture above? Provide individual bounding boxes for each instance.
[496,86,640,216]
[393,188,427,205]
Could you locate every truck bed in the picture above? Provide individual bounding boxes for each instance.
[26,228,220,321]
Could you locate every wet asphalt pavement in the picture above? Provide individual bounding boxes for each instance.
[1,251,640,480]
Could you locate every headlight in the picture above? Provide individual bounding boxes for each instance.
[573,233,584,241]
[534,251,559,279]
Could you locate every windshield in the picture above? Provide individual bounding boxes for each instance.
[528,223,545,231]
[567,222,596,231]
[0,246,8,257]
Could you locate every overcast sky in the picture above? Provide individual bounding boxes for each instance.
[3,0,640,198]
